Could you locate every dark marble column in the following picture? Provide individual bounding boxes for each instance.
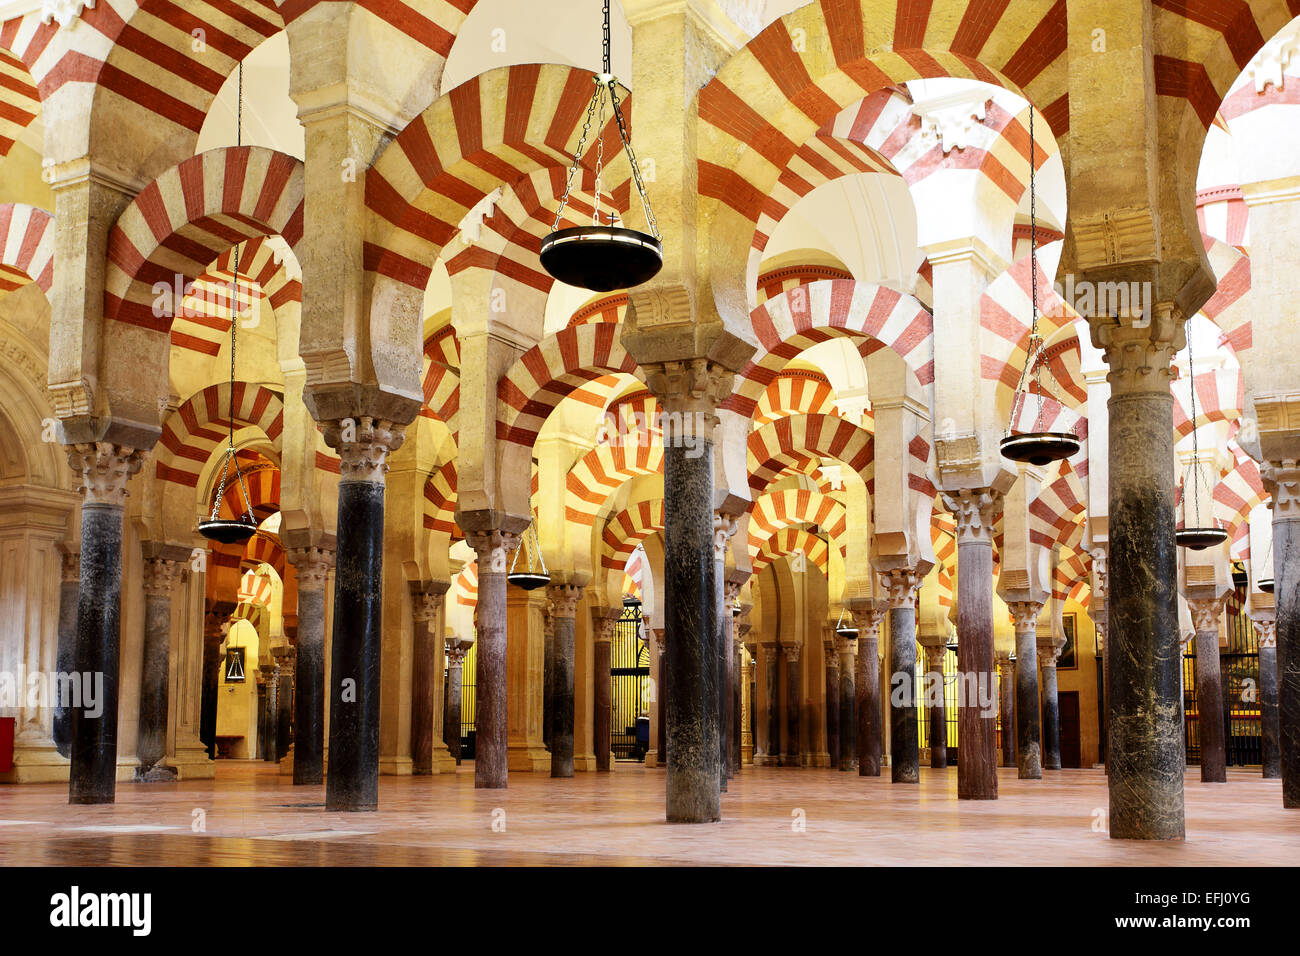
[262,664,280,762]
[783,642,802,767]
[67,443,145,805]
[409,583,444,775]
[712,514,738,789]
[1188,597,1227,783]
[444,638,471,763]
[721,578,742,780]
[732,620,744,773]
[593,612,615,772]
[942,488,1002,800]
[838,635,856,771]
[881,571,924,784]
[923,644,947,769]
[542,604,555,751]
[465,529,521,790]
[1254,615,1281,779]
[1038,636,1063,771]
[1264,462,1300,808]
[276,647,293,761]
[323,418,403,811]
[1089,548,1110,771]
[286,546,331,785]
[824,636,840,770]
[996,650,1015,767]
[1100,318,1185,839]
[136,552,185,778]
[760,642,780,764]
[547,584,581,777]
[654,628,667,767]
[1008,601,1042,779]
[852,604,886,776]
[54,547,80,758]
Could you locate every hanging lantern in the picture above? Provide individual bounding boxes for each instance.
[834,606,857,640]
[199,61,259,547]
[507,519,551,591]
[1174,324,1228,551]
[1000,104,1079,467]
[538,0,662,293]
[1256,536,1275,592]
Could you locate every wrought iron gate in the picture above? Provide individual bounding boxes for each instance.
[611,602,650,761]
[1183,584,1260,766]
[916,642,960,764]
[460,638,477,760]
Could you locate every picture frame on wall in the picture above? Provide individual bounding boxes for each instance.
[1059,613,1078,670]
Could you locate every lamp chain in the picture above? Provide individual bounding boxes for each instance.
[1187,322,1202,528]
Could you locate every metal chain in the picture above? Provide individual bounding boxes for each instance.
[552,90,600,231]
[592,86,608,225]
[1187,322,1202,527]
[609,82,659,239]
[603,0,611,76]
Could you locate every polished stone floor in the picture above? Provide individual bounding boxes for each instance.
[0,761,1294,865]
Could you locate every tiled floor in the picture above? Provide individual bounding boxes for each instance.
[0,762,1295,865]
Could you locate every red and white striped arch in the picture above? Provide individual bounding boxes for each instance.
[455,561,478,608]
[602,498,664,571]
[1172,360,1244,442]
[1055,546,1091,606]
[568,293,627,328]
[0,203,53,295]
[754,369,844,425]
[1030,463,1086,552]
[1216,443,1268,557]
[756,264,853,304]
[565,442,664,529]
[747,414,875,497]
[213,455,279,520]
[243,531,286,580]
[497,322,641,449]
[752,527,830,577]
[155,382,284,486]
[931,510,957,605]
[746,489,847,566]
[1200,238,1252,356]
[726,280,933,420]
[423,458,460,540]
[0,43,38,159]
[104,146,304,330]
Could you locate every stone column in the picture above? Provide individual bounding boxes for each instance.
[275,645,293,763]
[547,584,581,777]
[740,638,754,766]
[323,418,403,811]
[1090,547,1110,769]
[66,442,145,804]
[54,546,80,758]
[593,611,616,772]
[838,634,857,771]
[136,550,186,779]
[712,514,738,789]
[1038,633,1065,771]
[653,627,667,767]
[922,644,948,769]
[1262,461,1300,807]
[720,575,741,783]
[409,582,446,775]
[881,571,924,783]
[995,650,1015,767]
[1188,597,1228,783]
[465,530,521,789]
[444,638,472,764]
[759,641,780,765]
[731,607,745,774]
[942,488,1002,800]
[1253,614,1280,779]
[286,546,332,785]
[783,642,802,767]
[824,634,841,770]
[1007,601,1043,779]
[852,604,888,776]
[542,602,555,751]
[1096,312,1184,838]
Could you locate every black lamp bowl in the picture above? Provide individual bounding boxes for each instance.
[507,571,551,591]
[835,626,858,639]
[539,226,663,292]
[198,517,259,545]
[1175,527,1229,551]
[999,431,1080,467]
[1258,577,1275,594]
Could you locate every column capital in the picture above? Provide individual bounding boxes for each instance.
[641,357,735,416]
[411,581,449,623]
[1089,547,1109,602]
[1261,459,1300,519]
[850,602,889,638]
[783,642,802,664]
[724,579,742,605]
[923,643,947,670]
[547,584,582,619]
[713,511,740,562]
[880,569,924,608]
[66,442,145,507]
[465,529,522,572]
[1187,596,1226,634]
[994,649,1014,668]
[142,556,184,596]
[321,416,406,483]
[759,640,779,663]
[1007,600,1044,633]
[824,641,840,671]
[287,546,335,591]
[1252,615,1277,649]
[940,487,1002,545]
[1037,635,1065,666]
[1095,619,1107,653]
[837,635,858,661]
[1089,304,1185,396]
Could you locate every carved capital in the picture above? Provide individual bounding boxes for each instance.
[1252,616,1277,649]
[1089,547,1109,603]
[724,580,742,605]
[850,604,889,641]
[1095,620,1107,654]
[783,642,802,664]
[923,644,947,671]
[713,511,740,562]
[880,568,924,608]
[824,641,840,672]
[465,530,522,573]
[1261,460,1300,519]
[837,635,858,660]
[547,584,581,619]
[142,557,184,597]
[321,417,405,483]
[66,442,145,507]
[760,641,779,664]
[411,582,447,623]
[941,487,1002,545]
[1007,600,1044,633]
[642,358,733,425]
[1090,304,1184,396]
[994,649,1014,669]
[447,644,470,666]
[287,547,335,591]
[1037,637,1064,667]
[593,612,620,644]
[1187,596,1225,634]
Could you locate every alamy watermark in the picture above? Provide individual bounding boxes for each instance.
[1049,273,1153,327]
[595,409,713,459]
[0,667,104,718]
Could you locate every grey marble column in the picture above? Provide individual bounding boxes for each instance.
[824,636,840,770]
[1008,601,1042,779]
[1264,462,1300,808]
[444,639,471,764]
[54,547,80,759]
[732,623,744,773]
[543,603,555,751]
[923,644,947,769]
[1102,318,1184,839]
[1188,597,1227,783]
[465,530,522,790]
[548,584,581,778]
[881,570,924,783]
[995,650,1015,767]
[67,442,145,805]
[838,635,857,771]
[275,647,293,761]
[761,642,780,764]
[323,418,404,811]
[409,583,446,775]
[1038,635,1064,771]
[287,545,332,785]
[713,514,738,789]
[722,578,741,780]
[655,628,667,766]
[853,605,886,776]
[1253,614,1280,779]
[942,488,1002,800]
[136,551,186,778]
[1090,548,1110,770]
[593,612,615,772]
[783,642,802,767]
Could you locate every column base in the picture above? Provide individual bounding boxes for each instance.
[379,755,414,776]
[507,743,551,772]
[433,742,458,774]
[133,763,179,783]
[741,745,753,765]
[0,732,70,784]
[573,753,597,772]
[807,751,832,768]
[644,749,659,767]
[754,753,781,767]
[170,738,215,780]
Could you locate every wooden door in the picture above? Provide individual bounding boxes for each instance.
[1059,691,1081,768]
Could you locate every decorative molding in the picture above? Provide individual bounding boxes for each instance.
[40,0,94,29]
[286,546,334,591]
[142,557,183,597]
[1249,29,1300,93]
[321,417,405,484]
[464,530,522,573]
[1261,460,1300,519]
[1007,600,1044,633]
[1069,208,1159,270]
[941,487,1003,545]
[66,442,144,507]
[1187,596,1225,634]
[1091,305,1183,396]
[713,511,739,562]
[547,584,581,620]
[880,569,924,609]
